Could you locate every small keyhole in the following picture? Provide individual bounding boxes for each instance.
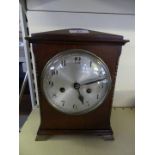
[86,88,92,93]
[60,87,65,93]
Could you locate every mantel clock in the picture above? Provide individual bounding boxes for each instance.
[26,28,128,140]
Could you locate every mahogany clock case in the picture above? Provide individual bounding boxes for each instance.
[26,29,129,138]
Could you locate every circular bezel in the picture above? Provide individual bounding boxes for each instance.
[41,49,112,115]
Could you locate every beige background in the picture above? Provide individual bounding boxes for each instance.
[27,0,135,107]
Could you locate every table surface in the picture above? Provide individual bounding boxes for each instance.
[19,107,135,155]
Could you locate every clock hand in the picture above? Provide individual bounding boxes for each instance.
[80,77,106,86]
[73,82,84,104]
[77,89,84,104]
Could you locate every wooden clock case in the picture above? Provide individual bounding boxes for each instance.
[26,29,128,140]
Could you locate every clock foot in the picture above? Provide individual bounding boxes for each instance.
[95,129,114,140]
[102,134,114,140]
[35,135,50,141]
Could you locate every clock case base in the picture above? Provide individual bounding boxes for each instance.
[36,128,114,141]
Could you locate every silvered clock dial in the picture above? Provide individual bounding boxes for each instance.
[41,49,111,115]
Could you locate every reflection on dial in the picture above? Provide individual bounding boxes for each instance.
[41,49,111,115]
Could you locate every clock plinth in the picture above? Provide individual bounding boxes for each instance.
[26,28,128,140]
[36,128,114,141]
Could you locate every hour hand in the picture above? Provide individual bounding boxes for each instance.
[73,82,84,104]
[77,89,84,104]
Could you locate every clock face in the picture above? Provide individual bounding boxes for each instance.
[41,49,111,115]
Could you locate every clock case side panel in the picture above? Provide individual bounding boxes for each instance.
[32,42,122,134]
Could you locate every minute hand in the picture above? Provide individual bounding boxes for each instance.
[80,77,106,85]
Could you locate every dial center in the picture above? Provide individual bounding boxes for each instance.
[74,82,80,89]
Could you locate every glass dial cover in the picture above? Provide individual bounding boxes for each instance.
[41,49,111,115]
